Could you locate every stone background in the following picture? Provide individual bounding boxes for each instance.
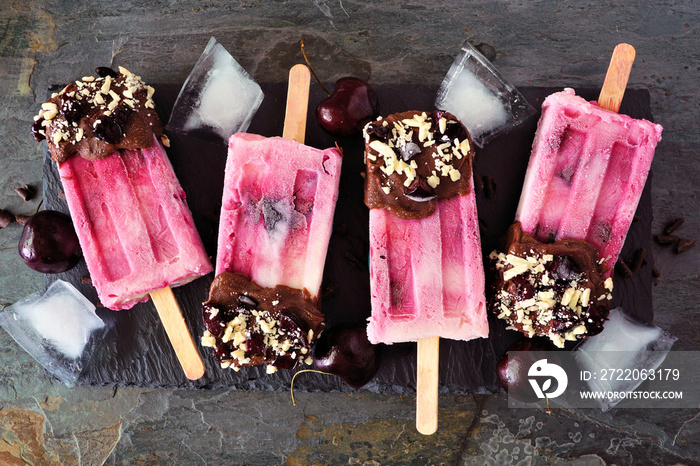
[0,1,698,464]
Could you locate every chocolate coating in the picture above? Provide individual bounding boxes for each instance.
[202,272,324,370]
[35,67,162,164]
[363,110,474,220]
[489,222,611,347]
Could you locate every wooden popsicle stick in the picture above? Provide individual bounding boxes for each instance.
[150,286,205,380]
[598,43,636,113]
[282,64,311,143]
[416,336,440,435]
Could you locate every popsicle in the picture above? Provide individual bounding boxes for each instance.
[57,141,212,309]
[201,65,343,374]
[490,44,663,348]
[363,110,488,434]
[33,67,212,379]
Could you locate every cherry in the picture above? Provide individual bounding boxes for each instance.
[18,210,82,273]
[93,104,132,145]
[404,176,437,202]
[314,322,379,388]
[496,338,557,402]
[316,77,380,137]
[31,117,46,141]
[95,66,118,78]
[300,39,380,137]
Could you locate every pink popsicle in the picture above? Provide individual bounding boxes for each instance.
[201,65,343,373]
[367,182,487,343]
[34,67,211,380]
[216,133,342,296]
[515,88,662,270]
[363,110,487,435]
[490,45,663,350]
[59,138,213,310]
[363,110,487,344]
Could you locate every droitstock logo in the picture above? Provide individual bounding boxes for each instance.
[528,359,568,399]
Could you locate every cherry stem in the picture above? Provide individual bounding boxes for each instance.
[35,199,43,214]
[290,369,335,406]
[300,38,331,97]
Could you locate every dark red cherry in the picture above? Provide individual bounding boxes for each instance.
[316,77,379,138]
[18,210,82,273]
[31,117,46,141]
[547,255,581,282]
[58,95,83,124]
[314,322,379,388]
[95,67,119,78]
[404,176,437,202]
[364,122,390,141]
[496,338,557,402]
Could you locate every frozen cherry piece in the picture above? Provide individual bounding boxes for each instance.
[273,353,296,370]
[496,338,556,402]
[278,310,311,351]
[58,95,83,123]
[92,104,132,145]
[31,117,46,141]
[584,304,607,336]
[245,332,265,356]
[111,104,133,126]
[398,142,421,162]
[95,66,119,78]
[18,210,82,273]
[316,77,379,137]
[93,115,123,144]
[547,255,580,282]
[404,177,437,202]
[365,122,390,141]
[314,323,379,388]
[202,304,225,338]
[509,276,535,301]
[433,110,468,143]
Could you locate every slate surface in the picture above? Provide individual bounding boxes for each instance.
[42,84,655,392]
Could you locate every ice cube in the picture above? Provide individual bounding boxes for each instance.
[435,43,535,147]
[0,280,106,386]
[442,70,508,136]
[166,37,264,141]
[574,308,676,410]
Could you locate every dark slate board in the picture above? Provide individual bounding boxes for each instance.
[42,84,655,393]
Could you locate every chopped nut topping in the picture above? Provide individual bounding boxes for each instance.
[43,109,58,121]
[363,111,472,198]
[201,294,313,373]
[438,117,447,133]
[201,330,217,348]
[427,174,440,189]
[100,75,111,95]
[604,277,613,291]
[369,140,396,160]
[34,66,161,162]
[490,231,610,349]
